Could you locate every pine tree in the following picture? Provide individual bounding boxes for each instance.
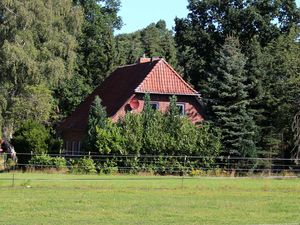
[116,20,178,68]
[85,95,107,151]
[208,36,257,157]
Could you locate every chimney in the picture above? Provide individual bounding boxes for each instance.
[137,57,151,63]
[136,55,161,64]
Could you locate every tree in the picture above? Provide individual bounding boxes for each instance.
[84,95,107,151]
[9,84,54,129]
[54,74,92,117]
[208,36,257,157]
[261,29,300,158]
[12,120,50,164]
[0,0,83,134]
[74,0,122,87]
[175,0,300,90]
[116,20,178,67]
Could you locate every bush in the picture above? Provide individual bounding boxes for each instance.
[52,157,67,170]
[96,120,124,154]
[97,159,118,174]
[28,154,67,171]
[29,154,53,169]
[12,120,50,154]
[91,94,222,174]
[70,157,97,174]
[12,120,51,165]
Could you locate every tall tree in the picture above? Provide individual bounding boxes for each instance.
[84,95,107,152]
[116,20,178,68]
[260,29,300,158]
[0,0,83,135]
[73,0,122,87]
[175,0,300,89]
[208,36,257,157]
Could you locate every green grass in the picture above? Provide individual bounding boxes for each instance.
[0,173,299,225]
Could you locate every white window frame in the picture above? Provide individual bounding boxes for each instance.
[176,103,185,115]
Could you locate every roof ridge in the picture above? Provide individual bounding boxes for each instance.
[161,59,198,95]
[135,58,199,95]
[134,60,161,92]
[116,62,140,69]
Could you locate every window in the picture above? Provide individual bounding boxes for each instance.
[65,141,71,155]
[78,141,81,154]
[65,140,80,155]
[72,141,77,155]
[150,102,159,110]
[176,103,185,115]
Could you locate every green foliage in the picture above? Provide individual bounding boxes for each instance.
[70,157,97,174]
[208,36,257,157]
[92,94,222,173]
[260,29,300,157]
[96,119,124,154]
[54,74,92,117]
[85,95,107,151]
[175,0,300,159]
[175,0,300,88]
[0,0,83,135]
[121,113,143,154]
[29,154,53,169]
[74,0,122,87]
[97,159,118,174]
[196,123,222,166]
[10,84,54,129]
[52,157,67,170]
[116,20,178,67]
[29,154,67,170]
[12,120,50,155]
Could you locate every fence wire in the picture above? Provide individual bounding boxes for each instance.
[0,152,300,177]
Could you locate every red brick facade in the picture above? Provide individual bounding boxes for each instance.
[111,93,204,123]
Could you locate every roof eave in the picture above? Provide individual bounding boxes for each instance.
[134,90,201,97]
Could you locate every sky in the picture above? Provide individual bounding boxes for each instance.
[116,0,300,35]
[116,0,189,34]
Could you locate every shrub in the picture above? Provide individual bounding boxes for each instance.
[29,154,53,169]
[52,157,67,170]
[121,113,143,154]
[70,157,96,174]
[97,159,118,174]
[12,120,50,165]
[96,120,124,154]
[28,154,67,171]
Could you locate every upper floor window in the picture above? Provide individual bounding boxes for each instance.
[176,103,185,115]
[150,102,159,110]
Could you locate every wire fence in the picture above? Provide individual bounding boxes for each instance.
[1,152,300,177]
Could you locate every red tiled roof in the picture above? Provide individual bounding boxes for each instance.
[136,59,198,95]
[59,59,199,131]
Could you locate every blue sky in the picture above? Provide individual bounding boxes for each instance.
[116,0,189,34]
[116,0,300,34]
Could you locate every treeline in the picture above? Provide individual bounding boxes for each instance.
[1,0,300,161]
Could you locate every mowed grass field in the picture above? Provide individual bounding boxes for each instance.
[0,173,299,225]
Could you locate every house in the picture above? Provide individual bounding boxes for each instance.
[59,57,204,155]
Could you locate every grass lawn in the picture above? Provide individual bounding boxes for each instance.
[0,173,299,225]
